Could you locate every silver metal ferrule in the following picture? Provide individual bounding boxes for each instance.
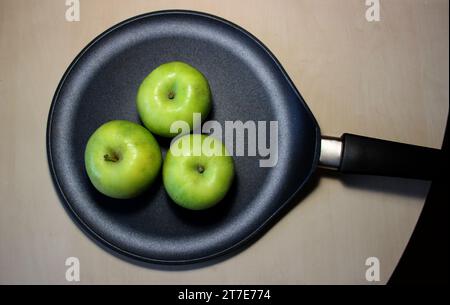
[319,136,343,170]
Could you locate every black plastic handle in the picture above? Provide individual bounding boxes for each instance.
[339,133,443,180]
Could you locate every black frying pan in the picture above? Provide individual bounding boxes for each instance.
[47,10,442,265]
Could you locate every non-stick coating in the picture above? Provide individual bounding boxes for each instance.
[47,11,320,264]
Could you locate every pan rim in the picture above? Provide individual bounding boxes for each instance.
[46,9,321,265]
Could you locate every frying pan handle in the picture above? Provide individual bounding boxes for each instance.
[319,133,443,180]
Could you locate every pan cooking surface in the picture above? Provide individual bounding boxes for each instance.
[47,11,320,264]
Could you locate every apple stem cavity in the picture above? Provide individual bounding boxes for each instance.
[197,165,205,174]
[104,153,119,163]
[168,91,175,100]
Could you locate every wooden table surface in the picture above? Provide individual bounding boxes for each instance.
[0,0,448,284]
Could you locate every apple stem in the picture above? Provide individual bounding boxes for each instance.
[104,153,119,162]
[168,91,175,100]
[197,165,205,174]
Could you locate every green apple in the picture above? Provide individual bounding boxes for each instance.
[163,134,234,210]
[136,61,211,137]
[84,120,162,199]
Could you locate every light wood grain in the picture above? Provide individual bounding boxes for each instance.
[0,0,448,284]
